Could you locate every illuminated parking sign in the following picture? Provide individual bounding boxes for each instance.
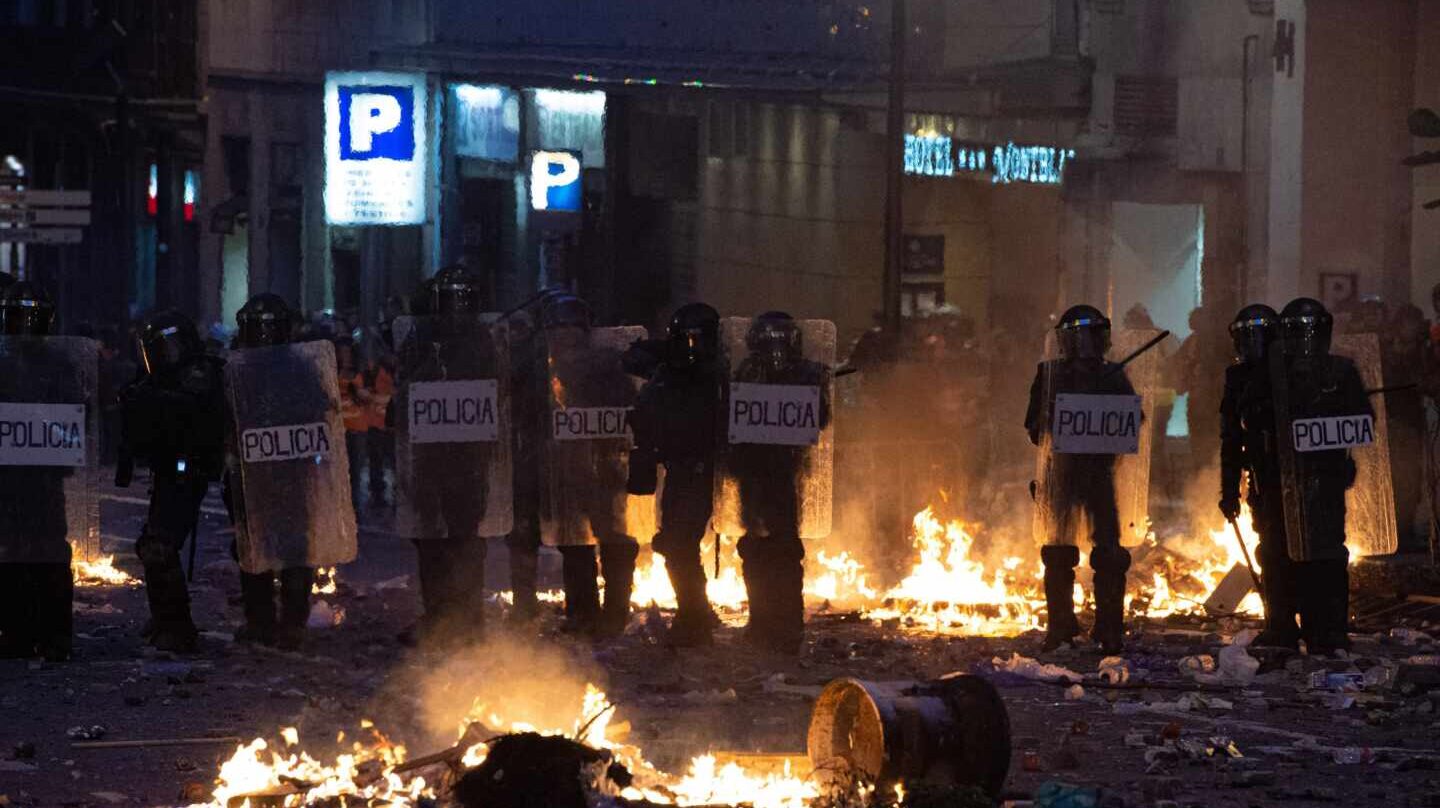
[324,71,427,225]
[530,150,582,213]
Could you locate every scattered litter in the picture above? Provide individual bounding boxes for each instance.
[88,792,126,805]
[1150,692,1234,712]
[372,575,410,592]
[1331,746,1374,765]
[1309,671,1366,691]
[1390,628,1433,646]
[680,688,738,705]
[1193,644,1259,686]
[1034,781,1100,808]
[762,674,823,699]
[1096,656,1129,685]
[1064,684,1085,700]
[0,761,37,773]
[1178,655,1216,675]
[65,726,106,741]
[307,601,345,629]
[992,653,1083,684]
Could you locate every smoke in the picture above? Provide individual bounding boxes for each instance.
[410,631,605,748]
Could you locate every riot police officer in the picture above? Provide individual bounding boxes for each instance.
[1025,305,1137,654]
[1218,305,1296,647]
[395,266,497,646]
[227,293,318,649]
[539,295,640,637]
[630,303,726,646]
[729,311,831,653]
[0,283,77,661]
[1271,298,1370,654]
[122,310,226,652]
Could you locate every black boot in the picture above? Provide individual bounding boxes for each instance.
[1040,545,1081,652]
[1090,544,1130,655]
[597,542,638,639]
[559,546,601,634]
[663,549,715,648]
[1252,553,1300,651]
[1307,560,1352,656]
[277,567,314,651]
[507,539,540,623]
[447,537,488,645]
[236,572,277,646]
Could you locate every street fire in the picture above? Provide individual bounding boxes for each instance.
[71,552,139,587]
[201,684,819,808]
[625,502,1266,636]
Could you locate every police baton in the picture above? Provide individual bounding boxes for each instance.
[1228,517,1265,605]
[1366,383,1418,397]
[1100,330,1171,380]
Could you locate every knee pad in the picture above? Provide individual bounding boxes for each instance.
[1089,544,1131,574]
[135,532,177,566]
[599,540,639,564]
[1040,545,1080,569]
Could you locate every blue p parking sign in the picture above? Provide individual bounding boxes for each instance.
[338,86,416,161]
[530,150,583,213]
[324,72,428,225]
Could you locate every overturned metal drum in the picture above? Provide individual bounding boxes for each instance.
[806,674,1010,798]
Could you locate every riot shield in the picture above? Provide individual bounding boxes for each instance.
[714,318,836,540]
[1332,334,1397,557]
[393,315,513,540]
[0,337,99,565]
[1030,342,1144,548]
[226,341,357,574]
[539,326,649,546]
[1111,329,1162,545]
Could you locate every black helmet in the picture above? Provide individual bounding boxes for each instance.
[667,302,720,367]
[1229,304,1278,364]
[430,265,483,316]
[138,310,203,376]
[746,311,802,371]
[236,293,294,348]
[0,281,55,336]
[1279,297,1333,358]
[1055,304,1110,361]
[540,295,593,331]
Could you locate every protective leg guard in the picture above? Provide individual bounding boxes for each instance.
[138,534,197,653]
[35,563,74,662]
[658,544,715,647]
[506,537,541,622]
[769,538,806,655]
[559,545,601,634]
[276,567,314,651]
[1307,560,1352,656]
[1089,544,1131,655]
[236,571,277,646]
[1253,552,1300,650]
[597,542,639,639]
[1040,545,1081,651]
[737,535,768,638]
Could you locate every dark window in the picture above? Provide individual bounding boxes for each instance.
[1114,75,1178,137]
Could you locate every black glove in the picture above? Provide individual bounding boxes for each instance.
[627,448,658,496]
[1219,496,1241,521]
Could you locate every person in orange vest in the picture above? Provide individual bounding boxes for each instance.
[335,337,373,513]
[363,351,396,508]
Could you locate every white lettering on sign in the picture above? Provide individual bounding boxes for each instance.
[409,380,498,444]
[0,402,86,466]
[1292,415,1375,453]
[728,383,822,446]
[553,406,631,441]
[1052,393,1142,455]
[241,422,332,464]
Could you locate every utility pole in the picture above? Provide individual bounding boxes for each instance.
[882,0,906,331]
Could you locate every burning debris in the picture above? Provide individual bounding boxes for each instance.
[71,552,140,588]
